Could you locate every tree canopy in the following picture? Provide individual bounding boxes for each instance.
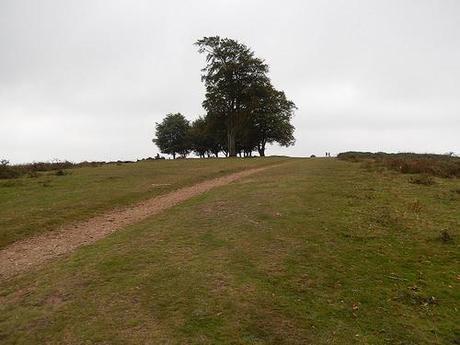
[153,36,296,158]
[196,36,272,157]
[153,113,190,159]
[247,84,296,156]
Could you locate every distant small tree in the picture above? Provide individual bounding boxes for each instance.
[153,113,191,159]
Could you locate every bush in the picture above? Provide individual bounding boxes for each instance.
[438,230,454,243]
[338,152,460,178]
[27,171,39,178]
[0,159,20,179]
[55,170,70,176]
[0,166,20,179]
[409,174,435,186]
[0,159,104,180]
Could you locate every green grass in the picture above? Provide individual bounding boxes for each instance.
[0,157,287,249]
[0,159,459,344]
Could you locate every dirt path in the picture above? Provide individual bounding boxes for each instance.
[0,166,273,280]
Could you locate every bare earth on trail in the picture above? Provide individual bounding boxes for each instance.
[0,166,273,279]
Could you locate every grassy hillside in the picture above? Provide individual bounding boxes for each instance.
[0,159,458,344]
[0,157,287,249]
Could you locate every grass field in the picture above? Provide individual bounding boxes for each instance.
[0,157,287,249]
[0,158,459,344]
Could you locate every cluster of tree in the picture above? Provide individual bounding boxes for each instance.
[153,36,296,158]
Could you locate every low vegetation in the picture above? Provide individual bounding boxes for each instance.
[337,151,460,178]
[0,159,103,180]
[409,174,436,186]
[0,159,458,344]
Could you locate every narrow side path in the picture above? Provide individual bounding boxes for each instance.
[0,165,275,279]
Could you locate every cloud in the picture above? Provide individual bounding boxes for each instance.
[1,0,459,162]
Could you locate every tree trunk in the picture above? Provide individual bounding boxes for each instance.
[227,109,237,157]
[227,129,236,157]
[172,152,176,159]
[258,142,266,157]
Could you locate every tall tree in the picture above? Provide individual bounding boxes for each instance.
[153,113,190,159]
[195,36,270,157]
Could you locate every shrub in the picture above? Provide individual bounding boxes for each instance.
[0,159,104,180]
[55,170,68,176]
[0,167,20,179]
[338,152,460,178]
[0,160,20,179]
[27,171,39,178]
[438,230,454,243]
[409,174,435,186]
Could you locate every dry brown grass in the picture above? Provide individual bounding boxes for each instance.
[338,151,460,178]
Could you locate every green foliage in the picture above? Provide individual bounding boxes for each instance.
[188,116,224,158]
[247,84,296,156]
[205,112,228,156]
[196,36,268,157]
[153,113,191,159]
[189,117,209,158]
[195,36,296,157]
[153,37,296,158]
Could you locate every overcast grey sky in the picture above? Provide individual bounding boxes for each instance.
[1,0,459,163]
